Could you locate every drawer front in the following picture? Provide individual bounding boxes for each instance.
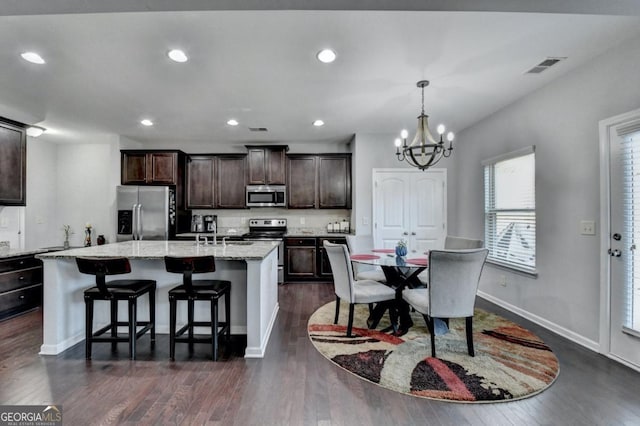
[0,267,43,293]
[318,237,346,246]
[0,284,42,321]
[0,256,42,273]
[284,237,316,247]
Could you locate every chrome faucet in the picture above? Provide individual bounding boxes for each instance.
[212,221,217,245]
[222,236,228,247]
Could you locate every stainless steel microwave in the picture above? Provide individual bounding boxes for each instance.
[246,185,287,207]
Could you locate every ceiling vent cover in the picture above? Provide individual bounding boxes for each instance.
[249,127,268,132]
[525,57,566,74]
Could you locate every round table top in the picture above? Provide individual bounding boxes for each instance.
[350,251,428,268]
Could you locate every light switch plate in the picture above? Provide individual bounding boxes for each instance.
[362,216,370,225]
[580,220,596,235]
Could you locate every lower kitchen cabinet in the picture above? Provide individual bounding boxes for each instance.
[284,236,345,282]
[0,254,43,321]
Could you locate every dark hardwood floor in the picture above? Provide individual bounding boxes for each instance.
[1,283,639,425]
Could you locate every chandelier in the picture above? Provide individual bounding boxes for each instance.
[395,80,454,171]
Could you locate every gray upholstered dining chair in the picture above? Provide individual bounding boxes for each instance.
[345,235,387,283]
[403,248,488,357]
[418,236,484,284]
[324,241,396,337]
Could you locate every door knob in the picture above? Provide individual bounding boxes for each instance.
[608,249,622,257]
[411,232,416,236]
[403,232,408,235]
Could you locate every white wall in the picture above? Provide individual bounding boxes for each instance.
[453,33,640,345]
[25,137,58,248]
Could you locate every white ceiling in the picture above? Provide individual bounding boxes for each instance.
[1,4,640,146]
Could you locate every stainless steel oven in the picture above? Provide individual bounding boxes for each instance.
[242,219,287,283]
[246,185,286,207]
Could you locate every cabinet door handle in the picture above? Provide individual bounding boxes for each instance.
[19,276,25,281]
[19,295,25,300]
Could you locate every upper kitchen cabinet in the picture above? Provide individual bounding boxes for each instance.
[287,153,352,209]
[185,154,247,209]
[318,155,352,209]
[246,145,288,185]
[0,118,27,206]
[287,155,317,208]
[121,150,184,185]
[186,155,216,209]
[216,155,247,209]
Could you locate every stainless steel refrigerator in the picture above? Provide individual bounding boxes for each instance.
[116,186,177,241]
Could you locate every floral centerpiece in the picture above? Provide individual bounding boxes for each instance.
[84,223,92,247]
[395,239,408,257]
[61,224,74,249]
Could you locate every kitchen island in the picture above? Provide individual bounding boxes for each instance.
[36,240,280,358]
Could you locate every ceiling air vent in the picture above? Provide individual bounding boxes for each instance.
[249,127,268,132]
[525,57,566,74]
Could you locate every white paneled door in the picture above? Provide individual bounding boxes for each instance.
[373,169,446,254]
[601,109,640,370]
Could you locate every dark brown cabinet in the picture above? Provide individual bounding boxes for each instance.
[287,154,351,209]
[0,118,27,206]
[284,236,345,282]
[217,155,247,208]
[247,145,287,185]
[186,155,216,209]
[0,254,43,321]
[121,151,182,185]
[185,154,247,209]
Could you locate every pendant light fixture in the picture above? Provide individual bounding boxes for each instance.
[395,80,454,171]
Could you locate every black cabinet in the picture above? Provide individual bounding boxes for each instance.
[0,254,43,321]
[0,117,27,206]
[284,236,345,282]
[121,150,184,185]
[287,154,351,209]
[185,154,247,209]
[247,145,287,185]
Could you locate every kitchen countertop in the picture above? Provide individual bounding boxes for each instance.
[36,240,279,260]
[0,248,49,259]
[285,229,354,238]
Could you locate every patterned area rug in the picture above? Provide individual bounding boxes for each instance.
[308,301,559,403]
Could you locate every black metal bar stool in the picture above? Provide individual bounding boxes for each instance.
[164,256,231,361]
[77,257,156,360]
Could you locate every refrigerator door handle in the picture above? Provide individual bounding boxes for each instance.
[132,203,138,240]
[138,204,144,240]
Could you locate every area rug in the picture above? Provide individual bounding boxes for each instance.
[308,301,559,403]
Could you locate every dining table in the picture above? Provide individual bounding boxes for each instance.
[350,249,429,335]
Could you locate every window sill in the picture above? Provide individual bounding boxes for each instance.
[486,259,538,278]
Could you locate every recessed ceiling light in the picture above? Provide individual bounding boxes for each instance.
[26,126,46,137]
[21,52,45,64]
[140,119,153,126]
[227,119,239,126]
[316,49,336,64]
[167,49,188,63]
[313,120,325,127]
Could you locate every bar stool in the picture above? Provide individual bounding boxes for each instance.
[77,257,156,360]
[164,256,231,361]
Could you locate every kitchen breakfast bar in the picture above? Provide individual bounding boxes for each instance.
[36,240,280,358]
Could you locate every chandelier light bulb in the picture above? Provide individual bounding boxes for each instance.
[437,124,446,135]
[400,129,409,139]
[447,132,455,142]
[394,138,402,147]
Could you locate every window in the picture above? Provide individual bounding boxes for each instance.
[483,146,536,274]
[622,132,640,332]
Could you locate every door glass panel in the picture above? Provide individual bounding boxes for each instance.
[622,132,640,331]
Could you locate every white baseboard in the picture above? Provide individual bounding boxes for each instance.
[477,291,600,352]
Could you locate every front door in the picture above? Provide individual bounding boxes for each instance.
[601,109,640,369]
[373,169,446,254]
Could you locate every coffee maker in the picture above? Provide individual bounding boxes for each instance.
[204,215,217,232]
[191,215,204,232]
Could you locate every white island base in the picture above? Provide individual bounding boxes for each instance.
[37,241,280,358]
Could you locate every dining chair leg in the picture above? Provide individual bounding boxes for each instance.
[424,314,436,358]
[211,297,219,361]
[466,316,475,357]
[128,298,137,360]
[110,299,118,352]
[368,303,373,317]
[188,298,195,353]
[85,297,93,360]
[334,295,340,324]
[169,296,176,361]
[149,289,156,348]
[346,303,355,337]
[225,290,231,343]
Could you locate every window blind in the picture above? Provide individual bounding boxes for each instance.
[484,148,536,273]
[621,133,640,332]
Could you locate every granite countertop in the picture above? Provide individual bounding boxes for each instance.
[285,228,354,238]
[36,240,279,261]
[0,248,50,259]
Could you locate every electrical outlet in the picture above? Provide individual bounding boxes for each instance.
[580,220,596,236]
[499,275,507,287]
[362,216,370,225]
[0,217,8,228]
[300,217,305,225]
